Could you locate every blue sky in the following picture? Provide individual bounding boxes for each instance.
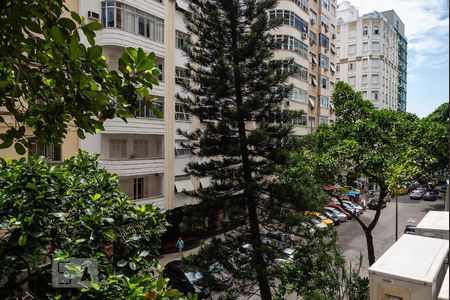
[337,0,449,118]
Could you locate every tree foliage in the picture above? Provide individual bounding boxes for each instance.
[0,152,185,299]
[0,0,160,153]
[296,81,441,266]
[177,0,318,298]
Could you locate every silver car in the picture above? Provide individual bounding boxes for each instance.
[323,207,347,222]
[410,189,424,199]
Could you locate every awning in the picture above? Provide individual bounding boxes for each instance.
[199,177,211,188]
[311,77,317,86]
[330,65,335,72]
[330,46,336,54]
[330,102,335,110]
[311,56,318,65]
[174,179,194,192]
[176,0,189,11]
[308,97,315,108]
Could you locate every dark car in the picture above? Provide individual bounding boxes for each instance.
[423,191,437,201]
[404,225,416,235]
[164,260,211,298]
[321,209,341,226]
[368,199,386,210]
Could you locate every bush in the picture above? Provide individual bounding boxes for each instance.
[0,151,185,299]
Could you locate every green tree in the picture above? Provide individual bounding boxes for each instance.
[302,81,424,266]
[0,0,160,152]
[177,0,312,298]
[0,152,185,299]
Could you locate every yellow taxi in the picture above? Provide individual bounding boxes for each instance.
[304,211,334,226]
[396,187,409,195]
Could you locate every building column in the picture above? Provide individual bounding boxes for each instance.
[164,0,176,210]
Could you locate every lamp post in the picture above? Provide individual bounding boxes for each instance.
[395,191,398,241]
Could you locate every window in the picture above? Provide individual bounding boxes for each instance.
[348,62,354,70]
[133,96,164,118]
[362,58,369,68]
[176,30,190,49]
[321,13,329,27]
[319,116,329,125]
[348,76,356,86]
[268,10,308,33]
[291,114,308,126]
[321,0,330,11]
[319,33,329,49]
[372,42,380,51]
[290,87,308,103]
[320,96,329,108]
[373,25,379,35]
[349,44,356,54]
[320,76,329,89]
[175,67,189,85]
[133,139,149,158]
[102,2,164,43]
[310,9,317,24]
[133,177,144,200]
[372,74,379,84]
[372,59,380,68]
[349,28,356,37]
[289,0,308,12]
[362,74,368,84]
[363,42,368,52]
[308,116,316,128]
[273,60,308,82]
[29,141,62,162]
[372,91,378,101]
[319,54,329,69]
[175,103,190,121]
[336,64,340,71]
[274,35,308,58]
[363,26,368,35]
[109,139,127,159]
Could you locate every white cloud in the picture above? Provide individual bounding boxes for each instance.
[337,0,449,73]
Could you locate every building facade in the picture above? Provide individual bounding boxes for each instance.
[335,1,404,111]
[381,10,407,112]
[0,0,336,211]
[271,0,337,134]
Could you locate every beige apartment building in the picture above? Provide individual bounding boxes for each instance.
[0,0,336,211]
[335,1,403,110]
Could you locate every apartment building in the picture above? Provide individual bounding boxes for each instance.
[0,0,336,211]
[271,0,337,134]
[382,10,408,112]
[335,1,403,110]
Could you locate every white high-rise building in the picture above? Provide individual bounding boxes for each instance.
[335,1,401,110]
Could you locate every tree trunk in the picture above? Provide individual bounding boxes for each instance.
[365,228,376,266]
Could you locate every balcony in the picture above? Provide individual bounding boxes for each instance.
[100,159,164,177]
[119,174,165,209]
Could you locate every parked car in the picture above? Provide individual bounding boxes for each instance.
[423,191,437,201]
[396,187,409,195]
[404,225,416,235]
[164,261,211,298]
[305,211,334,226]
[321,209,341,225]
[410,189,424,200]
[368,199,387,210]
[207,262,233,291]
[307,217,328,230]
[326,204,353,220]
[275,248,295,265]
[342,201,363,214]
[411,180,421,188]
[323,207,347,222]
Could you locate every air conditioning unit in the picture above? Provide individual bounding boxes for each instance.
[88,11,100,21]
[332,33,336,39]
[324,48,329,53]
[301,32,308,40]
[310,18,316,25]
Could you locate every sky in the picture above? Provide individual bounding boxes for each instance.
[337,0,449,118]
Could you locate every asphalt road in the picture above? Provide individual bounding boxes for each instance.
[336,191,446,277]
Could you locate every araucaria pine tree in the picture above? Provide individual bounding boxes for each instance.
[177,0,299,298]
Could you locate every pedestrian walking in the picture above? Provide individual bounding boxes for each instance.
[176,237,184,257]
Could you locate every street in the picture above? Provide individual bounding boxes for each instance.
[336,192,446,276]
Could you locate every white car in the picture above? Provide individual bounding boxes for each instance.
[323,207,347,222]
[342,201,363,214]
